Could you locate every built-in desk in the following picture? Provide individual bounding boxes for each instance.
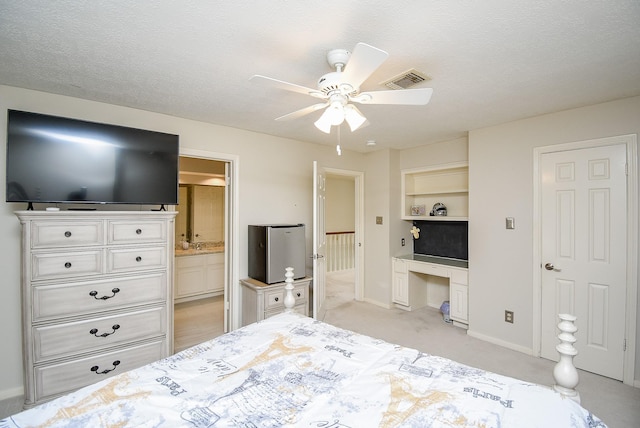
[392,254,468,328]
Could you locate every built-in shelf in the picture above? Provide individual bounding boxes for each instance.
[402,162,469,221]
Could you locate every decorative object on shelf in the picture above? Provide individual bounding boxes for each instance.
[553,313,581,403]
[430,202,447,216]
[410,225,420,239]
[411,205,426,216]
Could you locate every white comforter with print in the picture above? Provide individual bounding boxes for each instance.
[1,312,605,427]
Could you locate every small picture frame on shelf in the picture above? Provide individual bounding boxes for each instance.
[410,205,426,216]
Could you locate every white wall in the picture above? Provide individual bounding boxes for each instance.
[468,96,640,381]
[0,85,368,399]
[362,149,394,306]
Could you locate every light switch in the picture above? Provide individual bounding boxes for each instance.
[376,216,383,225]
[506,217,515,229]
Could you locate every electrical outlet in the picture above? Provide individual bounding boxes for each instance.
[505,310,514,323]
[401,238,405,246]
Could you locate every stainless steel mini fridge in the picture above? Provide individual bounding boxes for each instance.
[248,224,306,284]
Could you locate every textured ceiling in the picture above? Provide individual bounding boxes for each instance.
[1,1,639,152]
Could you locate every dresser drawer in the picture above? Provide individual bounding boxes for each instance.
[31,250,103,281]
[263,284,307,311]
[32,273,167,321]
[107,246,166,273]
[33,307,167,362]
[108,220,167,244]
[34,340,165,402]
[264,289,285,310]
[265,303,307,319]
[292,284,307,304]
[30,220,104,249]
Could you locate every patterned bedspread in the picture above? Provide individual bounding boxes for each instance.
[2,312,605,427]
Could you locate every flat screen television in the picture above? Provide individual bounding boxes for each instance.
[6,110,179,207]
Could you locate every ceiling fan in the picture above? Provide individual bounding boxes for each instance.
[250,42,433,134]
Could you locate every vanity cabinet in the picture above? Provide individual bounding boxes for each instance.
[240,277,311,326]
[402,162,468,220]
[16,211,176,407]
[175,252,224,302]
[392,256,468,328]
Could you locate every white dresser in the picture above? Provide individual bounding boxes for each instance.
[15,210,177,407]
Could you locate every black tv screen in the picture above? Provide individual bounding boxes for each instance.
[6,110,179,206]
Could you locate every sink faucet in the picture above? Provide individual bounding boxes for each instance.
[195,242,202,250]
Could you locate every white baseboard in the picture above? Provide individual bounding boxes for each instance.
[467,329,535,356]
[363,298,391,309]
[0,386,23,401]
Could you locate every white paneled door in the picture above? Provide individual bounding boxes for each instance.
[312,161,327,319]
[540,143,627,380]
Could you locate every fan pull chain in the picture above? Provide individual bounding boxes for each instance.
[336,125,342,156]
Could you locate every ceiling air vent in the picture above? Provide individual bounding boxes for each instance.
[381,69,431,90]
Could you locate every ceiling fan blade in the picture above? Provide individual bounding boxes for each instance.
[250,75,325,98]
[341,43,389,89]
[352,88,433,105]
[275,103,328,121]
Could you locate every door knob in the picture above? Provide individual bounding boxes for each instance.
[544,263,555,271]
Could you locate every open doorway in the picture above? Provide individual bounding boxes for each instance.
[173,156,228,352]
[323,169,364,313]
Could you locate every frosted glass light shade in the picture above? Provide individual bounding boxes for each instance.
[344,105,366,131]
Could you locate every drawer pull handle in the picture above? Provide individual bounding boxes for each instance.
[64,231,72,238]
[91,360,120,375]
[136,229,142,235]
[296,292,301,297]
[89,324,120,338]
[64,262,72,269]
[89,288,120,300]
[274,297,279,302]
[136,256,142,262]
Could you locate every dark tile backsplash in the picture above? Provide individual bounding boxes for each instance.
[412,220,468,260]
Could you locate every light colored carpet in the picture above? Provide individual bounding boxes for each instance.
[323,269,640,428]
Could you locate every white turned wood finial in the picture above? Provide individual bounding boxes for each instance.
[553,313,581,403]
[283,267,295,312]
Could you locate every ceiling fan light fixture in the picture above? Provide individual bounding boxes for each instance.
[314,114,333,133]
[314,104,343,133]
[344,105,367,132]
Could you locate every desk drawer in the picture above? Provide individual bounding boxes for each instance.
[31,221,104,249]
[409,261,449,278]
[32,273,167,321]
[108,220,166,244]
[33,307,166,362]
[450,269,468,285]
[34,340,165,402]
[32,250,103,281]
[107,246,166,273]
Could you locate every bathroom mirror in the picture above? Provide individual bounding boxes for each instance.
[175,157,226,246]
[176,184,225,244]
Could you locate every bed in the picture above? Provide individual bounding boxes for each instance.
[1,310,605,427]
